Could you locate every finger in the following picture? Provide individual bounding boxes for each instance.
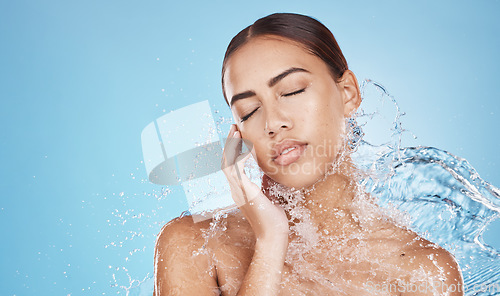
[222,130,242,168]
[234,175,261,207]
[234,147,262,204]
[223,124,237,150]
[234,139,254,174]
[234,153,254,181]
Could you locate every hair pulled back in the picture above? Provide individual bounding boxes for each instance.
[221,13,348,103]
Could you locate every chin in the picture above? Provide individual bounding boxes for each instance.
[269,173,323,191]
[262,156,336,190]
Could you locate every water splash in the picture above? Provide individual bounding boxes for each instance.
[352,80,500,295]
[356,143,500,294]
[124,80,499,295]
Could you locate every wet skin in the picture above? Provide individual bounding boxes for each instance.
[155,206,464,295]
[153,36,464,295]
[223,36,355,189]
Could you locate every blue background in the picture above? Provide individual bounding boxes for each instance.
[1,0,499,295]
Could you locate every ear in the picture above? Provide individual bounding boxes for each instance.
[339,70,361,117]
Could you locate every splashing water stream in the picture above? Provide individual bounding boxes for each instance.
[119,80,499,295]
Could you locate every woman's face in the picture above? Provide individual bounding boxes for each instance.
[223,36,360,189]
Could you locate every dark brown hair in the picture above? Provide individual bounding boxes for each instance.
[221,13,348,103]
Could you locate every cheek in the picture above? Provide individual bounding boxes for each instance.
[249,140,269,165]
[303,100,343,137]
[307,110,346,160]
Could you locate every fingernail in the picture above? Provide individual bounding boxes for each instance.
[233,131,238,137]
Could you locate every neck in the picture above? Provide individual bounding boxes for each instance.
[262,156,365,237]
[302,157,363,237]
[262,155,374,238]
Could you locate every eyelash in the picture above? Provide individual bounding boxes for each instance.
[241,108,259,122]
[240,88,306,122]
[283,88,305,97]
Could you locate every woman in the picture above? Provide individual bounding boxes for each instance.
[154,13,463,295]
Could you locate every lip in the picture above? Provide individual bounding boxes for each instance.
[272,139,308,166]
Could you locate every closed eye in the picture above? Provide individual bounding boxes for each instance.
[240,107,259,122]
[283,88,305,97]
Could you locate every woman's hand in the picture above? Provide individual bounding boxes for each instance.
[222,124,289,295]
[221,124,289,241]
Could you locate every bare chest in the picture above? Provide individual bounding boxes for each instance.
[214,236,408,296]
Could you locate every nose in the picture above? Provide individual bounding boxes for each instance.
[264,104,292,137]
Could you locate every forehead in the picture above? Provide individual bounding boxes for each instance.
[223,36,328,95]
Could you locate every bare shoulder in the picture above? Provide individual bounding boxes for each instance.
[398,232,464,295]
[154,215,219,296]
[155,214,210,248]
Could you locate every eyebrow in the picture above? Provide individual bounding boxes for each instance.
[268,67,309,88]
[230,67,310,106]
[230,90,256,106]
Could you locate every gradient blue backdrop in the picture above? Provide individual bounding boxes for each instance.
[1,0,499,295]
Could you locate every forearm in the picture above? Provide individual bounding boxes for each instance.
[236,236,289,296]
